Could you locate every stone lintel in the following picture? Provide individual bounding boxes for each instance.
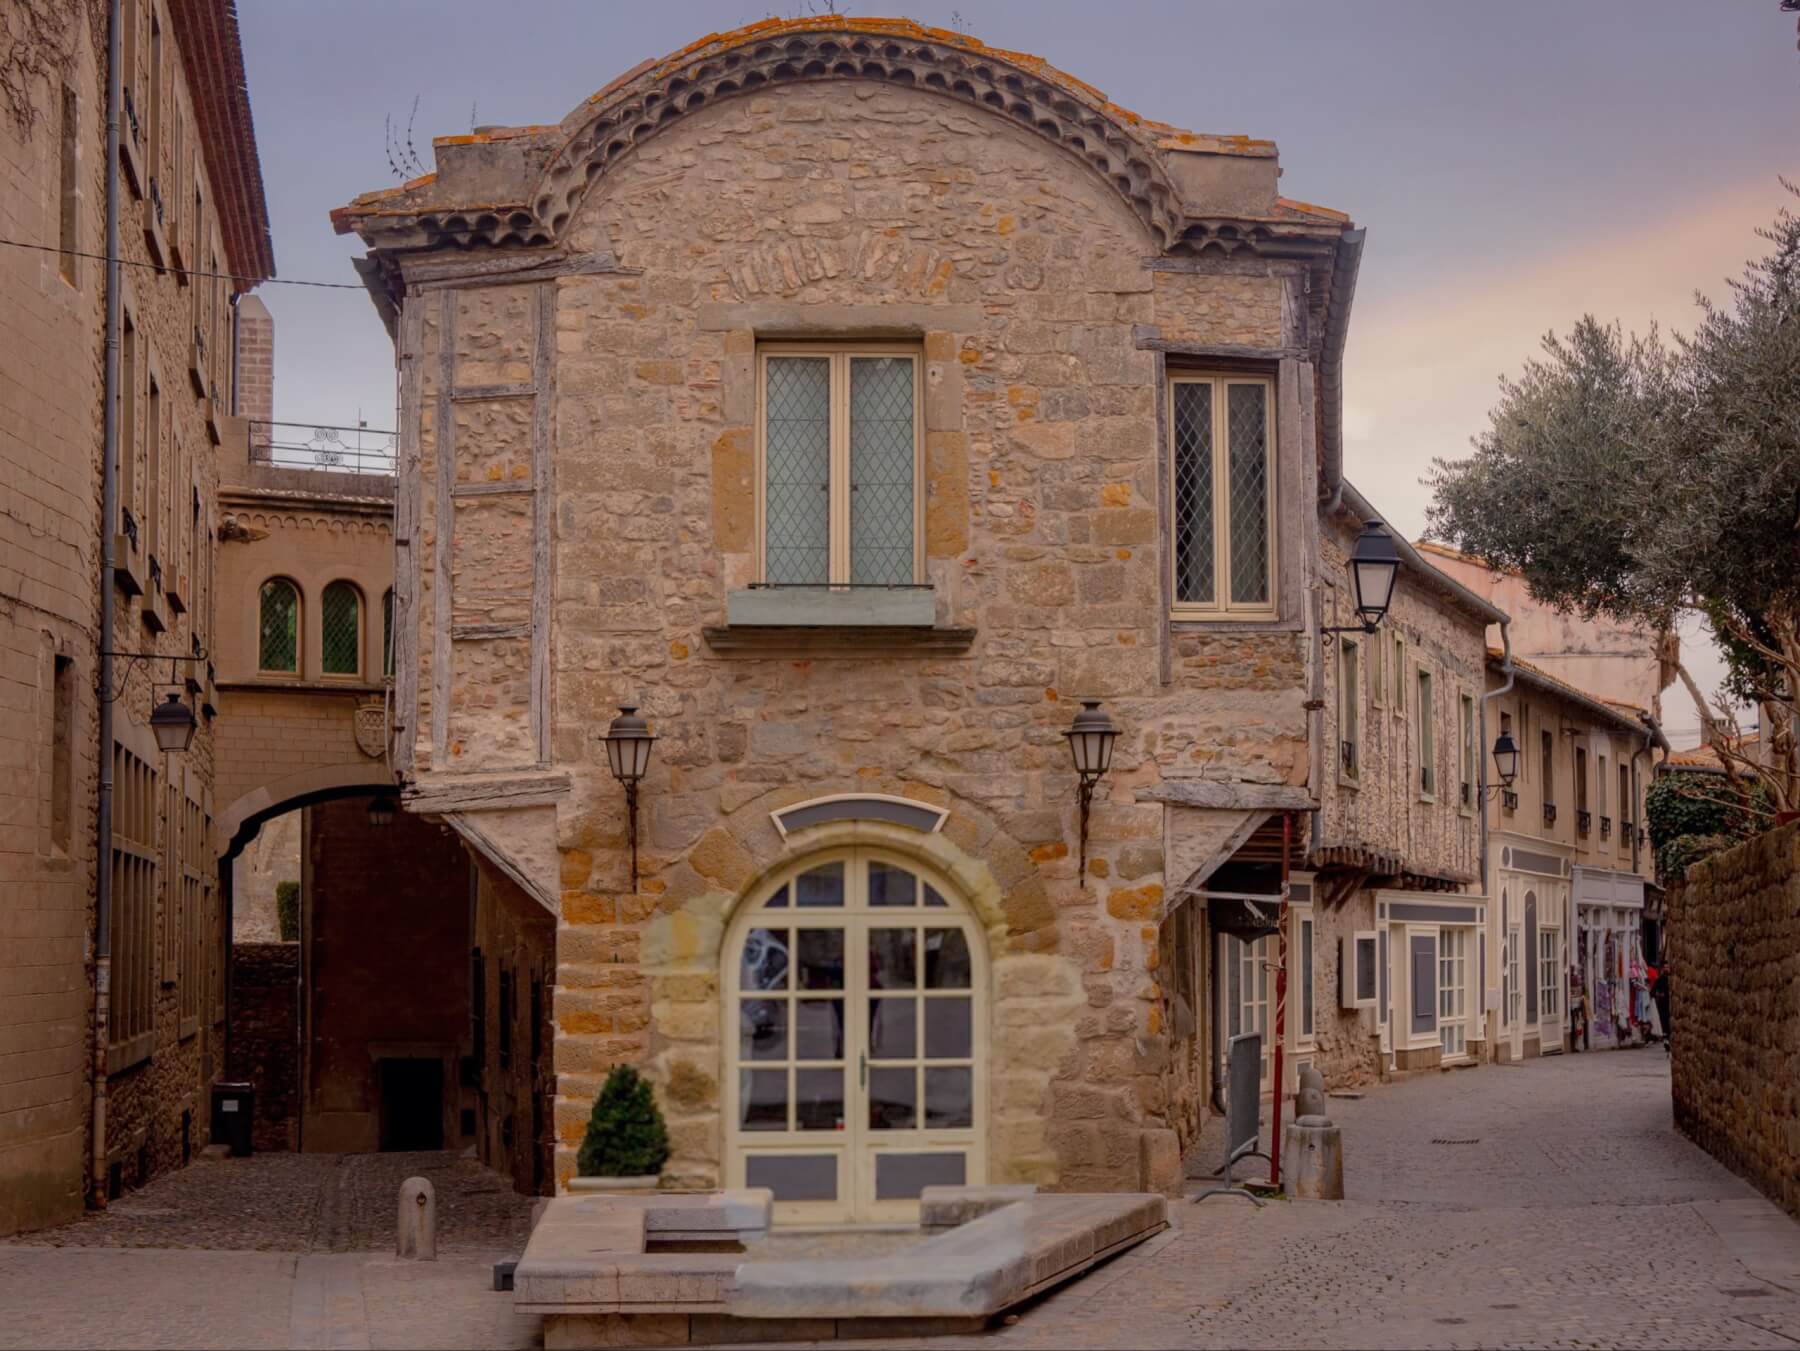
[403,770,572,813]
[701,625,977,658]
[697,302,985,335]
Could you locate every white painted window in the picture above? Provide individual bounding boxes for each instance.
[1439,927,1468,1058]
[1169,375,1275,617]
[758,347,921,587]
[1341,931,1378,1009]
[1538,927,1560,1021]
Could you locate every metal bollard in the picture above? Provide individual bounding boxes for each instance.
[397,1176,437,1260]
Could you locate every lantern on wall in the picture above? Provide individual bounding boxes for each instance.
[1062,700,1120,888]
[600,706,658,892]
[1348,520,1401,631]
[149,690,198,754]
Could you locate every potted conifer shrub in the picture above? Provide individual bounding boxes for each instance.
[568,1064,671,1194]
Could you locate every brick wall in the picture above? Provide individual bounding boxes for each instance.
[302,799,471,1152]
[1668,821,1800,1219]
[226,942,299,1151]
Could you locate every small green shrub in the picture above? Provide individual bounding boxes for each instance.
[1645,770,1772,885]
[275,881,300,942]
[577,1065,670,1178]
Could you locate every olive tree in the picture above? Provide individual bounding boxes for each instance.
[1427,183,1800,810]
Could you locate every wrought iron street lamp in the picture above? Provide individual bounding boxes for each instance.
[1324,520,1401,635]
[1063,700,1119,887]
[149,690,197,754]
[1491,730,1520,788]
[366,794,398,828]
[600,706,657,892]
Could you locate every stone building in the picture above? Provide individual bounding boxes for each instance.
[333,17,1367,1217]
[0,0,271,1232]
[1480,654,1657,1059]
[1302,485,1505,1087]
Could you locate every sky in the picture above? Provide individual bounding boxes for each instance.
[236,1,1800,745]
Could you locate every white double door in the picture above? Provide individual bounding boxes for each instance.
[724,851,984,1223]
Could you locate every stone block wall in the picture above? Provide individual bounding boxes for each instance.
[1669,821,1800,1219]
[226,942,300,1152]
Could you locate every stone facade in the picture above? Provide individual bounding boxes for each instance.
[336,18,1363,1209]
[0,0,270,1230]
[1668,821,1800,1220]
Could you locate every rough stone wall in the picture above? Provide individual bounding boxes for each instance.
[226,942,299,1151]
[1306,890,1383,1089]
[400,82,1326,1196]
[1318,513,1487,883]
[302,799,471,1152]
[471,859,557,1195]
[1668,822,1800,1219]
[230,809,298,942]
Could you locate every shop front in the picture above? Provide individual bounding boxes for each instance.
[1573,867,1649,1050]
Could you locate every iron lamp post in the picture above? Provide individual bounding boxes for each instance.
[1491,730,1520,788]
[148,690,197,754]
[1063,700,1119,887]
[600,706,657,892]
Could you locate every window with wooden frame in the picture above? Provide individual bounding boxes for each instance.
[1416,667,1435,799]
[1338,637,1360,781]
[1541,730,1556,822]
[1393,634,1406,713]
[1169,374,1275,617]
[179,793,207,1038]
[1460,693,1476,811]
[1369,627,1386,709]
[757,346,922,587]
[1296,904,1316,1047]
[1575,745,1590,835]
[109,742,157,1071]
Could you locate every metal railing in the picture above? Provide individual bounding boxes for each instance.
[248,421,396,476]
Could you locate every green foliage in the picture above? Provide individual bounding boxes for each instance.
[275,881,299,942]
[1426,183,1800,749]
[1645,771,1772,884]
[576,1065,670,1178]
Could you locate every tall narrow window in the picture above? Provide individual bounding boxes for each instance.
[109,743,157,1070]
[146,371,162,563]
[1575,745,1589,833]
[759,347,919,586]
[1169,374,1274,616]
[1460,694,1476,808]
[1541,731,1555,811]
[1299,912,1315,1040]
[147,11,162,168]
[1393,635,1406,711]
[258,579,299,674]
[382,588,395,677]
[1416,669,1435,798]
[1370,630,1385,709]
[50,655,73,852]
[120,315,138,538]
[1620,763,1632,829]
[321,582,361,676]
[1338,638,1360,780]
[58,86,78,285]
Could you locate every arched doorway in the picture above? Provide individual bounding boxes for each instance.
[723,848,986,1223]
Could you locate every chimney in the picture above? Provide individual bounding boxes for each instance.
[235,294,274,448]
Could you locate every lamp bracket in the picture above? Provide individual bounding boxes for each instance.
[100,649,210,703]
[1321,622,1380,637]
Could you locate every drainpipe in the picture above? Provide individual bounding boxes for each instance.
[1478,619,1515,896]
[92,0,123,1210]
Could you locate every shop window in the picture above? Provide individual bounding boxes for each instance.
[1438,928,1468,1058]
[760,347,920,586]
[1538,928,1560,1021]
[321,582,361,676]
[1170,374,1275,617]
[258,579,299,674]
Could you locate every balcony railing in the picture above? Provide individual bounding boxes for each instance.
[123,85,140,146]
[248,420,396,476]
[148,176,164,228]
[1600,815,1612,840]
[1577,809,1592,836]
[1340,741,1357,777]
[1543,802,1557,826]
[1502,788,1519,811]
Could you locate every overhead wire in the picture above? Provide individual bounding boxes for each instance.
[0,235,368,289]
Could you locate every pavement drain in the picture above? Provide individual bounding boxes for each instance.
[1435,1317,1469,1325]
[1430,1138,1481,1145]
[1722,1288,1776,1298]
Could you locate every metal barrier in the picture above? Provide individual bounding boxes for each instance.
[248,421,396,476]
[1192,1032,1271,1207]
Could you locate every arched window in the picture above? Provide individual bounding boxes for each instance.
[257,579,299,673]
[321,582,361,676]
[382,588,394,677]
[724,850,984,1224]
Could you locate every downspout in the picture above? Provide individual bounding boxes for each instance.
[92,0,123,1210]
[1479,619,1514,895]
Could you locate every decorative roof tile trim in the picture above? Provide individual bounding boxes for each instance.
[169,0,274,284]
[531,18,1187,250]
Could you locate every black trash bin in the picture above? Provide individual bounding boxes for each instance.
[211,1081,254,1157]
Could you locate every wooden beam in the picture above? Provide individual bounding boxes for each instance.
[403,771,571,813]
[1137,782,1316,812]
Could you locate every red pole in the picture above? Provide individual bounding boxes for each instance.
[1269,812,1291,1188]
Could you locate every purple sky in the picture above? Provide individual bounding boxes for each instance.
[237,2,1800,742]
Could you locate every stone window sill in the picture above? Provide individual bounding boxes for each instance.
[726,585,936,629]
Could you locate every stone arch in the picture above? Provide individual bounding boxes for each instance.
[217,762,394,863]
[532,18,1183,250]
[631,783,1078,1193]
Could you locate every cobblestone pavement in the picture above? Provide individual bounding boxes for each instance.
[3,1050,1799,1349]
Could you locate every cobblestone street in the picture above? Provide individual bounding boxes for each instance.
[3,1050,1799,1349]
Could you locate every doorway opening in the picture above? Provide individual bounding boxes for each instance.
[379,1058,445,1151]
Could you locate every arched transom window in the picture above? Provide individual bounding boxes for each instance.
[724,849,984,1224]
[258,579,299,673]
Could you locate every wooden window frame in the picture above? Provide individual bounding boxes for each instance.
[1166,373,1277,620]
[754,344,924,587]
[1416,665,1435,802]
[1459,692,1476,815]
[1338,636,1361,785]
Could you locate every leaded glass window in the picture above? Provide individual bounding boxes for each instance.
[761,348,919,587]
[258,579,298,673]
[321,582,360,676]
[1168,375,1274,616]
